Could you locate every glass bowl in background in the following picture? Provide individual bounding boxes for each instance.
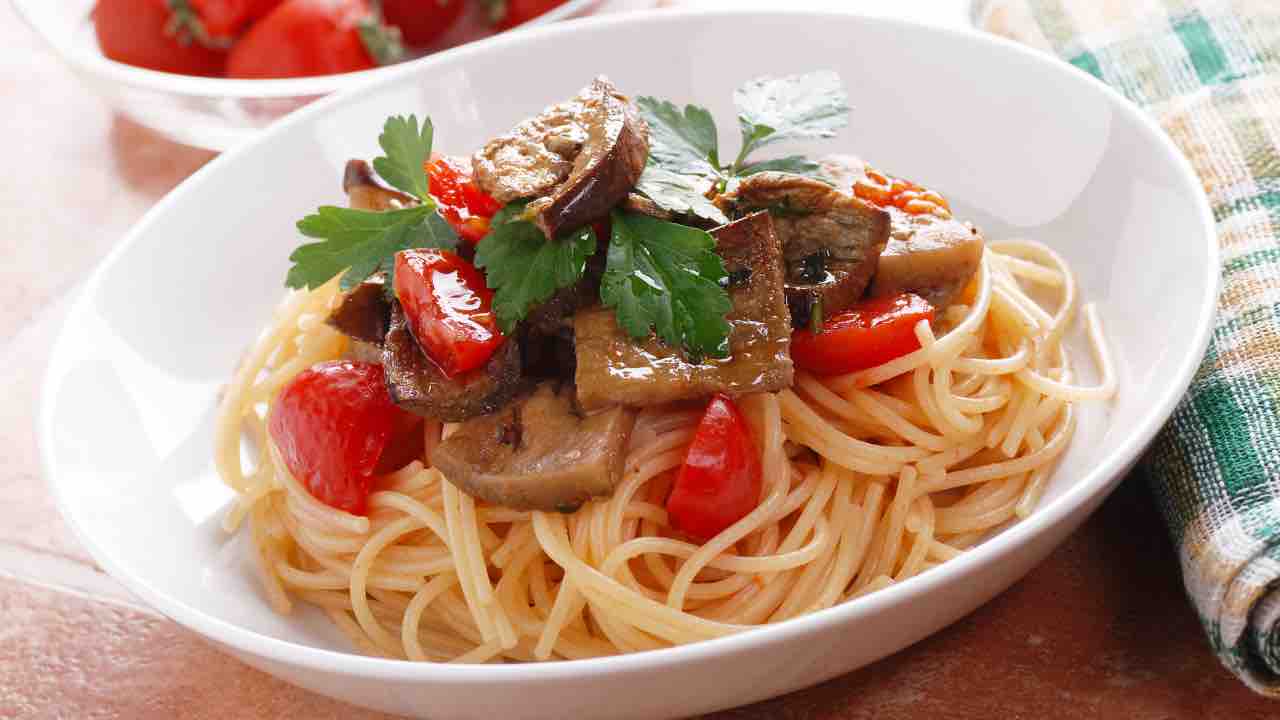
[12,0,603,151]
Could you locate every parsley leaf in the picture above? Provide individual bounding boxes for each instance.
[635,167,728,225]
[732,70,850,170]
[633,97,730,225]
[474,203,597,334]
[372,114,433,201]
[737,155,830,182]
[634,71,849,221]
[635,97,722,177]
[285,114,462,295]
[288,205,457,292]
[601,210,732,359]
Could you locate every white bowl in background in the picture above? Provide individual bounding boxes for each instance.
[12,0,602,151]
[39,9,1216,719]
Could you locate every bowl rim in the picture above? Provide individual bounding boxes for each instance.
[39,6,1219,684]
[10,0,601,99]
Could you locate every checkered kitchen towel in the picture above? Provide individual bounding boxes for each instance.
[974,0,1280,694]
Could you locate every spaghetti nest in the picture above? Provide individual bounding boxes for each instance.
[214,239,1115,663]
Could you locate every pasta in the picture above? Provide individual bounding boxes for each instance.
[214,239,1115,662]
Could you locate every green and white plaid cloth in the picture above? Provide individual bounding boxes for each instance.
[974,0,1280,694]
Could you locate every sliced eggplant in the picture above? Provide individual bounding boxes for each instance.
[472,77,649,239]
[432,382,637,512]
[719,172,889,325]
[574,211,793,410]
[812,157,986,310]
[870,217,985,309]
[382,302,522,422]
[527,78,649,239]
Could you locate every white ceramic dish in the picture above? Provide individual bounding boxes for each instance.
[39,8,1217,720]
[12,0,602,151]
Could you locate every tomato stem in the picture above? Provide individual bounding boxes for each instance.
[164,0,232,49]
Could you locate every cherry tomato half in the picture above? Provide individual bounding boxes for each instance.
[394,248,505,377]
[427,156,502,244]
[268,360,418,515]
[790,293,935,376]
[667,394,763,541]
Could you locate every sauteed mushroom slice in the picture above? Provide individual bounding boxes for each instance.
[432,382,637,512]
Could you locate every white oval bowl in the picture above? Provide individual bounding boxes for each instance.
[11,0,601,151]
[39,8,1217,719]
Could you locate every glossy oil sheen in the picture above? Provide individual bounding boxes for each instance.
[38,9,1217,720]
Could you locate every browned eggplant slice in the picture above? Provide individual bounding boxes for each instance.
[573,211,793,410]
[719,172,889,325]
[326,278,390,346]
[382,302,522,422]
[472,77,649,239]
[816,155,986,310]
[432,382,637,512]
[870,217,985,309]
[527,78,649,239]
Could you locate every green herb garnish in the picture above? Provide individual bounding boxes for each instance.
[634,70,849,223]
[285,114,457,293]
[601,210,732,359]
[474,203,598,334]
[371,115,433,200]
[731,70,851,171]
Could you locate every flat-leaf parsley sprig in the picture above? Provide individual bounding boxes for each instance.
[634,70,851,224]
[474,202,598,334]
[286,115,458,293]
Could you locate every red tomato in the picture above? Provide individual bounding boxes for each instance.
[373,409,426,474]
[187,0,285,39]
[226,0,399,79]
[93,0,226,76]
[381,0,465,46]
[790,293,935,376]
[426,156,502,244]
[268,361,417,515]
[393,249,506,377]
[666,394,763,541]
[485,0,567,30]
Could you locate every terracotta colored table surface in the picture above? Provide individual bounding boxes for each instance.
[3,2,1278,718]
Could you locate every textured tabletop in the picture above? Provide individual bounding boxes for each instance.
[2,1,1277,718]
